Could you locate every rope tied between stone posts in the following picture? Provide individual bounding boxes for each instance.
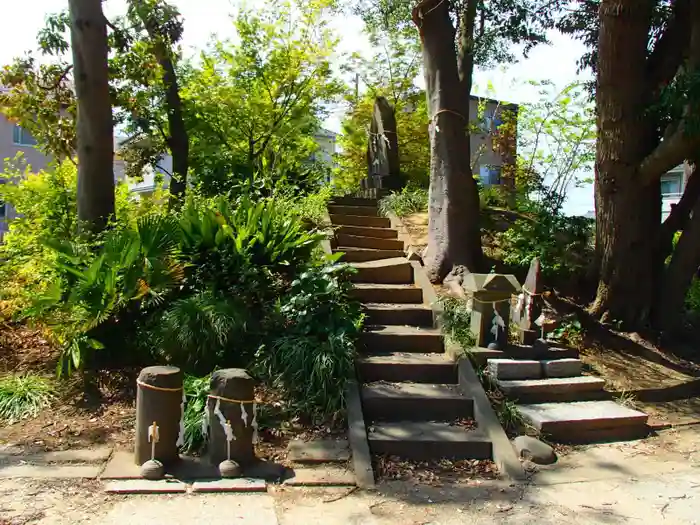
[136,379,183,393]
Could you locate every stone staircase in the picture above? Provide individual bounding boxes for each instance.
[328,196,493,461]
[485,343,649,443]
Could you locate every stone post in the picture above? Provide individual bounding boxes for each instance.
[463,274,521,349]
[207,369,257,467]
[135,366,184,466]
[514,258,545,345]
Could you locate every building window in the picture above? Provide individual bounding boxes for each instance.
[479,165,501,186]
[12,125,37,146]
[479,108,503,133]
[661,174,682,196]
[0,201,5,219]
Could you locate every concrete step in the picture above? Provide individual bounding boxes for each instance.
[335,247,405,262]
[330,197,379,207]
[517,401,649,443]
[469,346,579,367]
[360,325,444,353]
[494,376,607,403]
[368,421,492,460]
[350,284,423,304]
[362,382,472,421]
[350,258,413,285]
[328,205,378,217]
[337,234,404,251]
[364,303,433,327]
[357,353,457,383]
[329,214,391,228]
[487,358,584,380]
[337,225,398,239]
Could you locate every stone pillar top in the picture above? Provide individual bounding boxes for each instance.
[462,273,521,300]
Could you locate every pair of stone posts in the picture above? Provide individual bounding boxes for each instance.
[134,366,256,479]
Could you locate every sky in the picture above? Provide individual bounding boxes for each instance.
[0,0,594,215]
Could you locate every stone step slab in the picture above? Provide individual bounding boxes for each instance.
[330,197,379,207]
[283,467,356,486]
[104,479,188,494]
[362,382,474,421]
[494,376,607,403]
[191,478,268,493]
[350,258,413,285]
[337,234,404,251]
[360,325,443,353]
[334,247,405,262]
[367,421,492,460]
[287,439,350,464]
[329,214,391,228]
[328,205,379,217]
[350,284,423,304]
[363,303,434,327]
[356,352,457,383]
[542,358,583,378]
[337,225,398,239]
[517,400,649,443]
[487,359,542,380]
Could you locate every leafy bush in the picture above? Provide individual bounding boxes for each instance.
[254,262,363,420]
[31,215,184,375]
[379,186,429,217]
[181,373,211,453]
[498,204,594,280]
[437,295,476,351]
[0,159,168,319]
[0,374,56,423]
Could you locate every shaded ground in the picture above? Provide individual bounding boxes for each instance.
[1,426,699,525]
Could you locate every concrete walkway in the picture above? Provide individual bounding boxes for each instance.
[1,428,699,524]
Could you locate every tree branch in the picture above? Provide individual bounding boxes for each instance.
[39,65,73,91]
[646,0,692,93]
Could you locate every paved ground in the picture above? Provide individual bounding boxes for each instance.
[1,427,699,525]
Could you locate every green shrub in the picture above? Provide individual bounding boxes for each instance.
[31,214,184,375]
[438,295,476,351]
[0,374,56,423]
[253,262,363,420]
[155,292,248,373]
[379,186,429,217]
[498,204,594,280]
[0,159,168,319]
[181,373,211,454]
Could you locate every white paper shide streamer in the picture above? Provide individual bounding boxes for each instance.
[175,389,186,448]
[214,398,236,440]
[491,302,506,342]
[252,402,259,444]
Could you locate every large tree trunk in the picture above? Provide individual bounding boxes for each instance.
[590,0,660,326]
[134,2,189,202]
[412,0,483,283]
[69,0,115,232]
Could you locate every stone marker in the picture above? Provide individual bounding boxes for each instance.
[462,273,520,350]
[487,359,542,380]
[366,96,402,191]
[135,366,184,467]
[513,258,544,345]
[207,369,256,468]
[542,358,582,378]
[513,435,556,465]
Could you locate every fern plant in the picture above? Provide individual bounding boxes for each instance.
[31,215,184,376]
